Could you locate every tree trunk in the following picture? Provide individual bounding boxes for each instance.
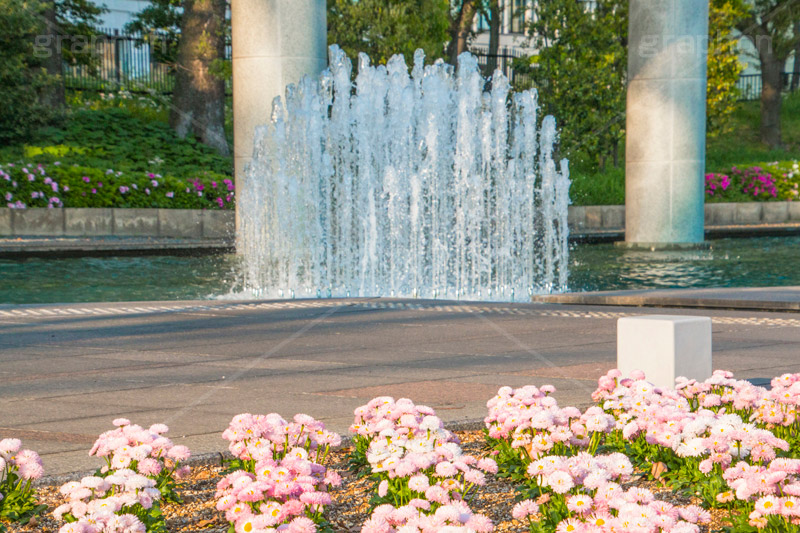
[757,43,786,149]
[169,0,229,156]
[447,0,479,66]
[792,22,800,91]
[486,0,501,75]
[41,2,65,109]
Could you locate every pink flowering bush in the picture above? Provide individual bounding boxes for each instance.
[54,419,191,533]
[591,369,800,531]
[484,385,615,487]
[217,413,342,532]
[735,166,779,199]
[705,162,800,202]
[350,397,495,531]
[0,162,233,210]
[0,438,45,529]
[704,172,731,197]
[55,470,160,533]
[513,485,710,533]
[89,419,191,503]
[361,501,493,532]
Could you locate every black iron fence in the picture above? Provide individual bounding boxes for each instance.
[736,72,799,101]
[63,28,232,95]
[63,29,173,93]
[471,47,533,88]
[63,31,795,103]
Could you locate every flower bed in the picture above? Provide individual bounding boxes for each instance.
[706,160,800,202]
[3,369,800,532]
[1,163,234,210]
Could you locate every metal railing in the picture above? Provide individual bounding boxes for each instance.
[63,28,232,95]
[735,72,799,101]
[471,47,533,88]
[63,30,794,102]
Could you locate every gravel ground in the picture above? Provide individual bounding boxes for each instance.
[5,431,728,532]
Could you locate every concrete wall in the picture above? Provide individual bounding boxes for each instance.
[0,208,234,240]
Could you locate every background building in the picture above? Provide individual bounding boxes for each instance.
[97,0,150,32]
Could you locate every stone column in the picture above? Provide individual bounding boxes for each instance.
[231,0,327,236]
[625,0,709,247]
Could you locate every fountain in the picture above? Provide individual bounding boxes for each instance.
[238,46,570,301]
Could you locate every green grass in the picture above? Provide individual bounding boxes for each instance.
[569,92,800,206]
[706,91,800,172]
[568,159,625,206]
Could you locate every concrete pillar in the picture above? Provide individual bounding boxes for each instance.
[231,0,327,236]
[617,315,712,389]
[625,0,709,247]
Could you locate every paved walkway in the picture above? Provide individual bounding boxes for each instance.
[2,293,800,476]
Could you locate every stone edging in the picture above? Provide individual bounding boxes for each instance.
[0,208,234,240]
[1,204,799,240]
[568,202,800,233]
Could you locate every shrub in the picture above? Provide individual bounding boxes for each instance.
[218,413,342,532]
[706,160,799,203]
[705,172,731,197]
[0,438,45,530]
[0,0,60,144]
[55,419,191,533]
[764,160,800,201]
[733,166,778,200]
[0,103,232,180]
[1,162,234,210]
[350,397,496,531]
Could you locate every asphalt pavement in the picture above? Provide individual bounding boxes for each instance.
[2,293,800,477]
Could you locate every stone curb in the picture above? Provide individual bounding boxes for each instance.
[2,204,799,241]
[568,202,800,234]
[0,208,234,240]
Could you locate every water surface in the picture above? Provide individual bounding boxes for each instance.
[1,236,797,304]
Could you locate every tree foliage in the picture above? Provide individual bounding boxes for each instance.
[124,0,182,65]
[523,0,748,168]
[0,0,60,143]
[56,0,107,67]
[707,0,747,138]
[524,0,628,170]
[327,0,450,65]
[735,0,800,148]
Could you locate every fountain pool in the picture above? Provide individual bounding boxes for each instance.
[1,235,798,304]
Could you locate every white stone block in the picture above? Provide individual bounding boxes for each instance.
[617,315,712,389]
